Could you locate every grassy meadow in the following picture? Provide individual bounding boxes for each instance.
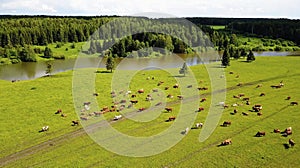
[0,56,300,167]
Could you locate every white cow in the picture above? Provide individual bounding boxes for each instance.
[42,126,49,132]
[196,123,203,128]
[182,127,190,135]
[84,104,90,111]
[113,115,122,120]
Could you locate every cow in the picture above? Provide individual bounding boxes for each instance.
[256,84,263,88]
[165,107,173,112]
[283,127,292,136]
[61,113,67,117]
[196,123,203,128]
[153,89,159,92]
[173,84,179,88]
[168,116,176,121]
[252,104,262,112]
[255,131,266,137]
[164,87,169,90]
[198,107,204,112]
[200,98,207,102]
[187,85,193,88]
[40,126,49,132]
[126,91,132,95]
[243,97,250,101]
[80,116,88,120]
[131,94,136,98]
[157,81,164,86]
[286,96,291,100]
[93,93,99,96]
[138,89,144,93]
[138,108,145,112]
[222,121,231,127]
[260,93,266,96]
[257,112,263,116]
[237,83,243,86]
[72,120,79,126]
[229,71,234,74]
[238,93,245,97]
[84,104,90,111]
[220,139,232,146]
[198,87,208,90]
[223,105,229,109]
[94,111,102,116]
[167,94,173,98]
[233,95,240,99]
[271,85,282,89]
[83,102,91,106]
[233,109,238,114]
[177,95,184,100]
[55,109,62,114]
[146,97,153,101]
[246,101,251,105]
[111,91,116,95]
[113,115,122,120]
[130,100,138,104]
[155,102,162,106]
[120,100,126,104]
[289,139,295,147]
[290,102,298,105]
[242,112,249,116]
[273,129,281,133]
[232,103,238,107]
[182,127,190,135]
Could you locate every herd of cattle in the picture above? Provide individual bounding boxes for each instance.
[40,71,297,149]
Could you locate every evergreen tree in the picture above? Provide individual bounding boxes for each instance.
[106,56,115,73]
[222,48,230,67]
[44,47,53,58]
[19,47,36,62]
[247,50,255,62]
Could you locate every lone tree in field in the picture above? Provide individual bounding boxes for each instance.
[45,63,53,76]
[222,48,230,67]
[247,50,255,62]
[44,47,53,58]
[179,62,188,76]
[106,56,115,73]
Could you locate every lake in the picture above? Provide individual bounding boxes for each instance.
[0,51,299,81]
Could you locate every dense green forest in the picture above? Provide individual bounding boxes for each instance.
[0,15,299,64]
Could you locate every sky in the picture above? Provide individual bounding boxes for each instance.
[0,0,299,19]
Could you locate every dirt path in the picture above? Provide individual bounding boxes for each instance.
[1,73,298,167]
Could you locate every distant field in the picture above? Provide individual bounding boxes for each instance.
[1,56,300,167]
[210,25,226,30]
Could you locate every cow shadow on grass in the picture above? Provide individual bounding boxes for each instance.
[95,70,111,73]
[283,143,290,149]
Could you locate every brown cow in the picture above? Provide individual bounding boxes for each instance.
[257,112,263,116]
[222,121,231,127]
[153,89,158,92]
[289,139,295,147]
[138,89,144,93]
[255,131,266,137]
[168,116,176,121]
[290,102,298,105]
[286,96,291,100]
[138,108,145,112]
[55,109,62,114]
[273,129,281,133]
[165,107,173,112]
[243,97,250,101]
[177,95,184,100]
[120,100,126,104]
[130,100,138,104]
[220,139,232,146]
[164,87,169,90]
[260,93,266,96]
[198,107,204,112]
[200,98,207,102]
[239,93,245,97]
[229,71,234,74]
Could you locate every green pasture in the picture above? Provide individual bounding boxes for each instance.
[1,56,300,167]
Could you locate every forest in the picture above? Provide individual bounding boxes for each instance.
[0,15,299,64]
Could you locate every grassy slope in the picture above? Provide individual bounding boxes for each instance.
[1,56,300,167]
